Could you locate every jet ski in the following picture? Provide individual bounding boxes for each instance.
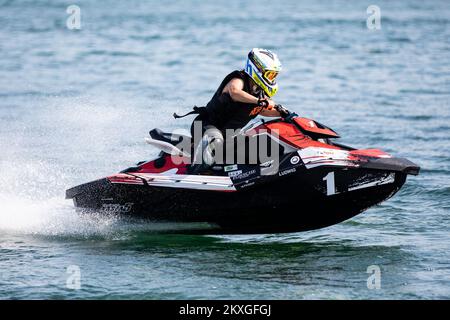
[66,107,419,234]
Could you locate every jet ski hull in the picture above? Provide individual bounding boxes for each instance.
[66,116,419,234]
[66,167,408,234]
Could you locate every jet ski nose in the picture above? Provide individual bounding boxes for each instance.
[360,157,420,176]
[402,160,420,176]
[404,164,420,176]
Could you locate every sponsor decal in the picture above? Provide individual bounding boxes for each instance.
[260,160,274,168]
[319,150,335,156]
[224,164,238,172]
[348,173,395,192]
[239,181,256,189]
[101,203,133,213]
[279,168,297,177]
[228,170,243,178]
[290,156,300,165]
[234,169,257,180]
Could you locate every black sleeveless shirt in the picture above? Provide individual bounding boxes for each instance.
[204,70,263,131]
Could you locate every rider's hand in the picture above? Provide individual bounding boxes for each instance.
[257,98,276,110]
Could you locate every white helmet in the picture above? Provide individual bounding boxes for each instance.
[244,48,282,98]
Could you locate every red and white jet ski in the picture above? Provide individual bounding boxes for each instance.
[66,107,419,234]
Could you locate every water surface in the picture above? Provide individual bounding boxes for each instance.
[0,0,449,299]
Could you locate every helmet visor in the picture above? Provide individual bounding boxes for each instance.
[263,70,279,84]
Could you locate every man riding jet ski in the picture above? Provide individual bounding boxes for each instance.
[175,48,289,173]
[66,49,420,234]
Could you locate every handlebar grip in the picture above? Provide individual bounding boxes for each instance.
[274,104,290,116]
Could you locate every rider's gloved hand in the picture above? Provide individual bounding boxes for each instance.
[257,98,268,107]
[257,98,275,109]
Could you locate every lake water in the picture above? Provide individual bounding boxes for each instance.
[0,0,449,299]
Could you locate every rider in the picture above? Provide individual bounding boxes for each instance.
[181,48,285,171]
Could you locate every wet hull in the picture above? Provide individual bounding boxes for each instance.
[66,168,407,234]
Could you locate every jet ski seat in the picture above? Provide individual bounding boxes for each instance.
[145,129,191,157]
[150,129,191,145]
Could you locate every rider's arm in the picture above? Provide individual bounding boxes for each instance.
[224,78,282,117]
[224,78,259,104]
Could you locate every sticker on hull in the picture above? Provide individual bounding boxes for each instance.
[320,171,396,196]
[101,203,134,213]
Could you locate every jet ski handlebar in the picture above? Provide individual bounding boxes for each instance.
[274,104,299,122]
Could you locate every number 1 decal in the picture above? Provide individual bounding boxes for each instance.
[323,172,336,196]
